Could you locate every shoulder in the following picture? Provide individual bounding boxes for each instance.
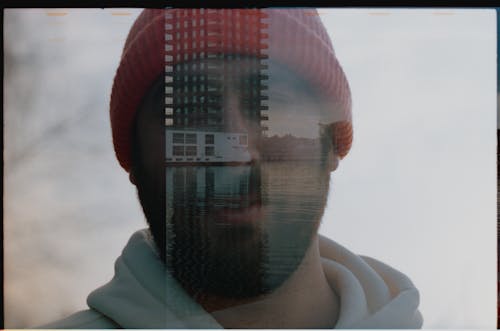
[37,309,120,329]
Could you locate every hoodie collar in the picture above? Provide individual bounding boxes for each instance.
[319,235,423,328]
[87,230,221,328]
[87,229,422,328]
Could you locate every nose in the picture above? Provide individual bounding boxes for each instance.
[223,89,246,132]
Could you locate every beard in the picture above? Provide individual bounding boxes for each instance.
[167,208,269,300]
[163,162,329,302]
[136,159,329,302]
[166,165,269,300]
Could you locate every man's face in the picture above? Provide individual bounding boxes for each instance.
[136,57,335,303]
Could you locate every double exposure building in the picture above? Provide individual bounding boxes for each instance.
[164,10,267,238]
[165,9,269,165]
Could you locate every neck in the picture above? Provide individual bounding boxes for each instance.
[208,235,340,329]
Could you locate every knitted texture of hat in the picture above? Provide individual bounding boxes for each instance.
[110,8,353,172]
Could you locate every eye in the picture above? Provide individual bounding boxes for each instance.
[268,87,296,104]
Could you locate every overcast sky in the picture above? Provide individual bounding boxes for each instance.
[319,9,496,328]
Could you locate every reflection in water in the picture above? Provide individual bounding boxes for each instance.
[166,161,329,301]
[166,165,267,300]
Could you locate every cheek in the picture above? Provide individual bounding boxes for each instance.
[260,162,329,218]
[137,115,165,178]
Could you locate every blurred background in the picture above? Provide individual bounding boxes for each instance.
[4,8,144,328]
[3,8,496,328]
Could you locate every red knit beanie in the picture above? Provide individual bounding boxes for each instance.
[110,8,353,172]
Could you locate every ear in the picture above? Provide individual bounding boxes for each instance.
[330,153,340,172]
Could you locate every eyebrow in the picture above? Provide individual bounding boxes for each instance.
[170,58,321,103]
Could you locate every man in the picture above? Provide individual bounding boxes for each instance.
[42,8,422,328]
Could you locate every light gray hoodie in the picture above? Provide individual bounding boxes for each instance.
[40,229,423,329]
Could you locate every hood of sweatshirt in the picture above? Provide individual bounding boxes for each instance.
[87,229,422,328]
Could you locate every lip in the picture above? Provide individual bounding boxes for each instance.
[214,204,264,224]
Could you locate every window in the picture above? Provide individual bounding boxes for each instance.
[173,145,184,156]
[205,134,214,144]
[205,146,214,156]
[186,133,197,144]
[239,135,247,145]
[186,146,197,156]
[173,133,184,144]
